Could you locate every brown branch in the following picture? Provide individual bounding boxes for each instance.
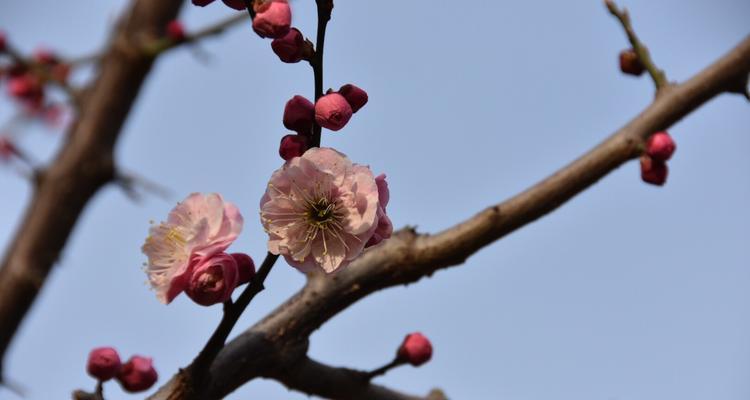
[0,0,186,383]
[271,356,444,400]
[149,34,750,400]
[605,0,669,90]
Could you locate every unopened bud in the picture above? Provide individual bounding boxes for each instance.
[271,28,312,63]
[185,253,239,306]
[166,20,186,42]
[252,0,292,39]
[314,93,353,131]
[397,332,433,367]
[338,84,368,113]
[279,134,308,161]
[640,155,668,186]
[283,95,315,134]
[619,49,644,76]
[231,253,256,284]
[645,131,676,162]
[86,347,122,382]
[117,356,158,393]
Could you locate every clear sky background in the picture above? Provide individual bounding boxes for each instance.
[1,1,749,399]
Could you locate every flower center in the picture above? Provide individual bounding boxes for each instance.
[306,198,339,229]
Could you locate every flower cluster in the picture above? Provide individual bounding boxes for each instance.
[640,131,676,186]
[86,347,158,393]
[141,193,255,305]
[260,148,391,273]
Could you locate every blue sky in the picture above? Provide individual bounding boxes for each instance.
[1,1,749,399]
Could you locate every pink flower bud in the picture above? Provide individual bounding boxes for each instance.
[252,0,292,39]
[314,93,353,131]
[8,75,40,98]
[619,49,644,76]
[283,95,315,134]
[231,253,256,285]
[87,347,121,381]
[271,28,311,63]
[185,253,239,306]
[166,20,186,42]
[0,137,17,161]
[640,155,668,186]
[279,134,308,161]
[117,356,157,393]
[397,332,433,366]
[338,84,368,113]
[646,131,676,162]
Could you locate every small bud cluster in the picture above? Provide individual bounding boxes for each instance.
[0,31,71,126]
[86,347,158,393]
[640,131,676,186]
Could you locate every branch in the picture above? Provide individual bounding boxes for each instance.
[0,0,186,383]
[605,0,669,90]
[150,34,750,400]
[271,356,444,400]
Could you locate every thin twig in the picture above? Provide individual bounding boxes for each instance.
[365,358,404,380]
[189,253,279,387]
[605,0,669,90]
[309,0,333,147]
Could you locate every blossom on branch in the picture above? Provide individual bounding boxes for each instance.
[142,193,243,304]
[260,148,391,273]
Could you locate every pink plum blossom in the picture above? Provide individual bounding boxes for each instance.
[260,148,390,273]
[142,193,243,304]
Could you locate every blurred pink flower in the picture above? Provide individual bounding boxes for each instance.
[142,193,243,303]
[260,148,390,273]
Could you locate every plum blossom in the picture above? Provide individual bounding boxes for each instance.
[260,147,391,273]
[141,193,243,304]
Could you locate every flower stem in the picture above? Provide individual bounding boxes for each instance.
[310,0,333,148]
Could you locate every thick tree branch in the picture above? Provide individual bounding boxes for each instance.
[0,0,186,383]
[150,34,750,400]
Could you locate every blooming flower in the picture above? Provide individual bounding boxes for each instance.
[260,148,390,273]
[142,193,243,304]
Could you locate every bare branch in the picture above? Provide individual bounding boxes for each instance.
[0,0,186,382]
[150,34,750,400]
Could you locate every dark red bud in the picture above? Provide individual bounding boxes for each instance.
[283,95,315,134]
[87,347,122,381]
[619,49,645,76]
[231,253,256,284]
[645,131,676,162]
[338,84,368,113]
[640,155,668,186]
[279,134,308,161]
[397,332,433,367]
[166,20,186,42]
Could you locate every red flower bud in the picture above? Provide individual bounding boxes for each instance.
[646,131,676,162]
[231,253,256,285]
[185,253,239,306]
[117,356,158,393]
[619,49,644,76]
[283,95,315,134]
[271,28,311,63]
[0,137,17,162]
[314,93,353,131]
[8,75,41,99]
[252,0,292,39]
[86,347,122,381]
[0,31,6,52]
[397,332,433,366]
[338,84,368,113]
[640,155,668,186]
[279,134,308,161]
[166,20,186,42]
